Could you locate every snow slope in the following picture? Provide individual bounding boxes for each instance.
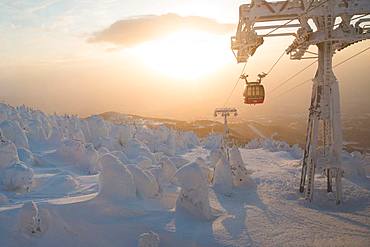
[0,103,369,247]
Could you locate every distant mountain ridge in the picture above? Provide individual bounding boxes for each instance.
[100,111,370,153]
[99,111,304,146]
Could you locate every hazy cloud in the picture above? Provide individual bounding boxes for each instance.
[88,13,234,46]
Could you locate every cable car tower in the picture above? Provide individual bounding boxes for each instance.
[214,108,238,138]
[214,108,238,144]
[231,0,370,204]
[214,108,238,162]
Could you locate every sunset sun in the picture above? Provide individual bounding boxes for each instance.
[129,30,232,80]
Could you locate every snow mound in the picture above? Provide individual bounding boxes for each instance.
[125,138,154,163]
[40,173,80,194]
[86,115,109,146]
[2,163,34,192]
[245,138,303,159]
[229,146,250,187]
[213,151,233,196]
[156,131,176,156]
[208,148,224,168]
[17,201,49,236]
[47,126,63,147]
[138,231,160,247]
[110,151,130,164]
[149,156,177,186]
[55,140,100,174]
[195,157,213,183]
[342,151,368,178]
[127,165,159,198]
[0,136,19,169]
[136,156,153,170]
[0,193,8,204]
[0,120,29,149]
[158,156,177,184]
[17,147,36,166]
[97,146,110,156]
[111,124,132,148]
[175,162,213,220]
[98,153,136,200]
[182,132,200,148]
[169,156,189,169]
[203,133,222,150]
[26,119,49,150]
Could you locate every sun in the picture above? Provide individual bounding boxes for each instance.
[129,30,232,80]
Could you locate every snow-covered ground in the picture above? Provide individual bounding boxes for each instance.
[0,103,369,247]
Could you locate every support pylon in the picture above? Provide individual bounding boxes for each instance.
[214,108,238,160]
[300,15,343,204]
[231,0,370,204]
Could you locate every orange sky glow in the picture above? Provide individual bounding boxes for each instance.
[0,1,369,120]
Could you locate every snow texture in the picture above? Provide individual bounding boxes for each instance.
[1,103,369,247]
[138,231,160,247]
[342,151,368,178]
[17,147,36,166]
[203,133,223,150]
[213,149,233,196]
[17,201,49,236]
[0,120,29,149]
[229,146,250,187]
[175,162,213,220]
[0,193,8,204]
[55,139,100,174]
[157,156,177,184]
[127,165,159,198]
[40,173,80,194]
[98,153,136,200]
[2,162,34,192]
[246,138,303,159]
[195,157,213,184]
[0,136,19,170]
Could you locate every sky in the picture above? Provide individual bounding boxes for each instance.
[1,0,370,120]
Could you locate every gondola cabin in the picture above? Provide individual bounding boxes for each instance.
[243,84,265,104]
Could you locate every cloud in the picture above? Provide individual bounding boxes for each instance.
[88,13,234,46]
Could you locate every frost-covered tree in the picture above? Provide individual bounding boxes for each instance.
[175,162,213,220]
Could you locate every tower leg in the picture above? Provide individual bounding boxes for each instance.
[300,40,343,204]
[327,169,333,192]
[300,74,319,194]
[335,168,343,204]
[300,114,313,193]
[329,67,343,204]
[305,113,319,202]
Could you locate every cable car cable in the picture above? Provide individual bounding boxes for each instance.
[333,45,370,68]
[271,78,312,100]
[265,50,286,75]
[269,41,370,97]
[223,62,247,107]
[223,49,286,106]
[269,59,318,94]
[224,0,326,106]
[269,45,370,100]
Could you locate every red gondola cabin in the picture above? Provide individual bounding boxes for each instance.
[243,84,265,104]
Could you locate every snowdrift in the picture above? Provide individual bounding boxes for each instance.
[0,136,19,170]
[175,162,214,220]
[2,163,34,192]
[0,102,369,247]
[245,138,303,159]
[98,153,136,200]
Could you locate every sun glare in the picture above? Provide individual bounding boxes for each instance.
[129,30,232,80]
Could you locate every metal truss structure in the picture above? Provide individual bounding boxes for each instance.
[231,0,370,204]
